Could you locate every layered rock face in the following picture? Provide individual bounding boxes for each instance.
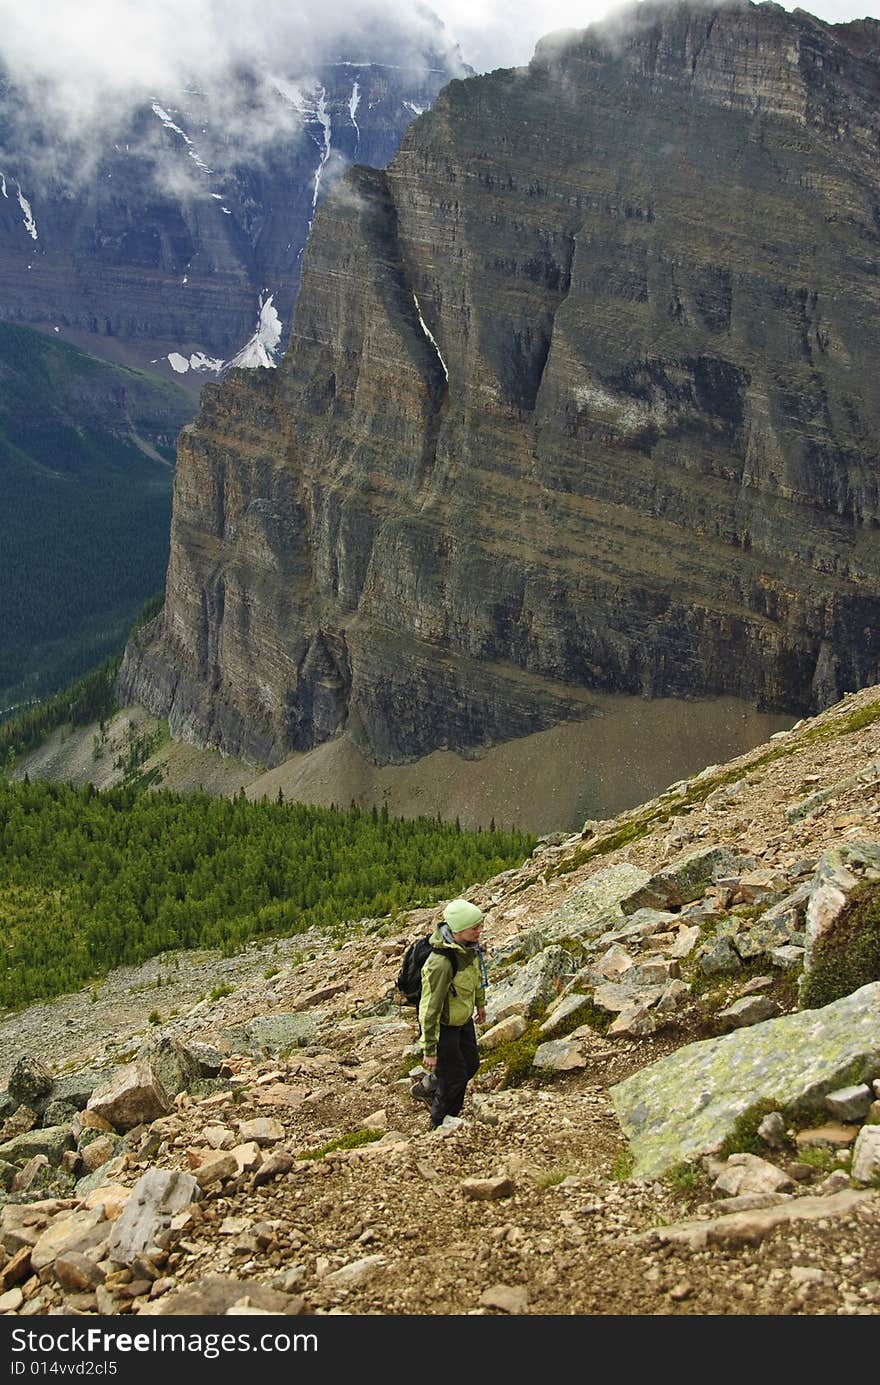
[120,1,880,767]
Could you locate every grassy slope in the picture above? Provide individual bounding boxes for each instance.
[0,322,195,709]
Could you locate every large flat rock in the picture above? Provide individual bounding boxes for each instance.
[610,982,880,1179]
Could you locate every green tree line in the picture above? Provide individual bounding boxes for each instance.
[0,779,535,1010]
[0,658,121,764]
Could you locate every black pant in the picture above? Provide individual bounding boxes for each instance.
[431,1019,479,1126]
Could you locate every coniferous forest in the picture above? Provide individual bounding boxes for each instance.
[0,777,535,1011]
[0,322,193,712]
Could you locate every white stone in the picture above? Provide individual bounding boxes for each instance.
[323,1254,385,1288]
[851,1126,880,1185]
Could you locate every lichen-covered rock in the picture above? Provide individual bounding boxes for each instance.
[539,994,592,1036]
[698,936,743,977]
[50,1069,106,1109]
[183,1042,226,1077]
[218,1013,326,1056]
[610,982,880,1179]
[0,1125,73,1168]
[7,1058,53,1110]
[538,865,652,939]
[139,1036,202,1099]
[621,846,754,914]
[484,946,577,1025]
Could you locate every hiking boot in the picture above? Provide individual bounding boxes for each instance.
[410,1081,434,1108]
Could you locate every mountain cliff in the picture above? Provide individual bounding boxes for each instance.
[0,45,464,386]
[120,0,880,769]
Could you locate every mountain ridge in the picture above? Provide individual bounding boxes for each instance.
[118,0,880,774]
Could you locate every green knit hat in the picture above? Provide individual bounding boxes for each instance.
[443,898,483,932]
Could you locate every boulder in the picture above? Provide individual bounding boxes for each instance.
[620,847,754,914]
[610,981,880,1179]
[86,1060,172,1132]
[107,1168,200,1266]
[0,1125,73,1168]
[484,946,577,1025]
[7,1057,53,1110]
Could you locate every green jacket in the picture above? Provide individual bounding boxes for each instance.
[418,923,486,1058]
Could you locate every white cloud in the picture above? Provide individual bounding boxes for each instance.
[0,1,464,148]
[0,0,876,143]
[433,0,880,71]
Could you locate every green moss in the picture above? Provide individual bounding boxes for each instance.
[535,1165,580,1189]
[794,1145,840,1173]
[610,1147,635,1181]
[479,1021,544,1088]
[555,996,613,1036]
[716,1099,795,1159]
[663,1160,706,1194]
[805,699,880,740]
[551,818,652,878]
[296,1128,384,1161]
[799,881,880,1009]
[208,983,235,1002]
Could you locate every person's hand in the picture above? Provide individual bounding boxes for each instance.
[423,1056,437,1071]
[475,1007,486,1025]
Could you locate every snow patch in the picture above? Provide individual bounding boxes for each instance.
[271,77,332,232]
[0,173,7,198]
[404,101,427,116]
[412,292,448,382]
[311,86,332,211]
[349,80,361,154]
[16,184,37,240]
[226,293,283,370]
[167,350,226,375]
[151,102,213,175]
[189,352,225,373]
[271,77,312,117]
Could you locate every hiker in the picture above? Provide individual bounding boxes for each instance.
[414,897,487,1128]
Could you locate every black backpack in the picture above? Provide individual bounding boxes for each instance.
[396,937,456,1007]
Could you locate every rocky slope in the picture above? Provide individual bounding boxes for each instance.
[12,690,791,833]
[1,682,879,1318]
[119,0,880,774]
